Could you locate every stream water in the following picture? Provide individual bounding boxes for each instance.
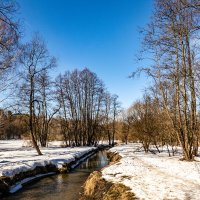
[2,150,109,200]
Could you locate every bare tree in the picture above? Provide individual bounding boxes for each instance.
[55,68,118,146]
[134,0,200,160]
[19,34,56,155]
[0,0,20,104]
[111,94,120,146]
[103,92,112,145]
[37,70,59,147]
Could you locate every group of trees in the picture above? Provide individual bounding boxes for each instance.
[121,95,177,155]
[125,0,200,160]
[56,69,120,147]
[0,0,121,155]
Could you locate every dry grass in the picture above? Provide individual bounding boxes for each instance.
[107,152,122,163]
[81,171,112,200]
[103,183,137,200]
[80,171,137,200]
[80,151,137,200]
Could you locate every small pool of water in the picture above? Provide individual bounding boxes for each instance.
[3,150,109,200]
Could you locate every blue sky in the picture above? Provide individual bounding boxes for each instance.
[18,0,153,108]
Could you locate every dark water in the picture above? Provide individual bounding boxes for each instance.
[3,151,109,200]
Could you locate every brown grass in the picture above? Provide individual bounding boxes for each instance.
[80,171,137,200]
[103,183,137,200]
[107,152,122,163]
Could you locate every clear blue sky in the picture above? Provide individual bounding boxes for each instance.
[18,0,153,108]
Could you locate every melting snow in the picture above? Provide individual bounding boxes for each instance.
[102,143,200,200]
[0,140,96,177]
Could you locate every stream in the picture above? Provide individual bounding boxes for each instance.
[2,150,109,200]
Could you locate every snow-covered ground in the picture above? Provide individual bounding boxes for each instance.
[102,143,200,200]
[0,140,96,177]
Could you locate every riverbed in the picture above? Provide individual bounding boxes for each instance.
[2,150,109,200]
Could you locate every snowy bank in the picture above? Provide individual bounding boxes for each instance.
[102,143,200,200]
[0,140,97,196]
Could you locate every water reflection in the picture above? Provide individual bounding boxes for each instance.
[2,151,109,200]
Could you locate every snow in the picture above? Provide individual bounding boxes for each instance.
[102,143,200,200]
[0,140,96,177]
